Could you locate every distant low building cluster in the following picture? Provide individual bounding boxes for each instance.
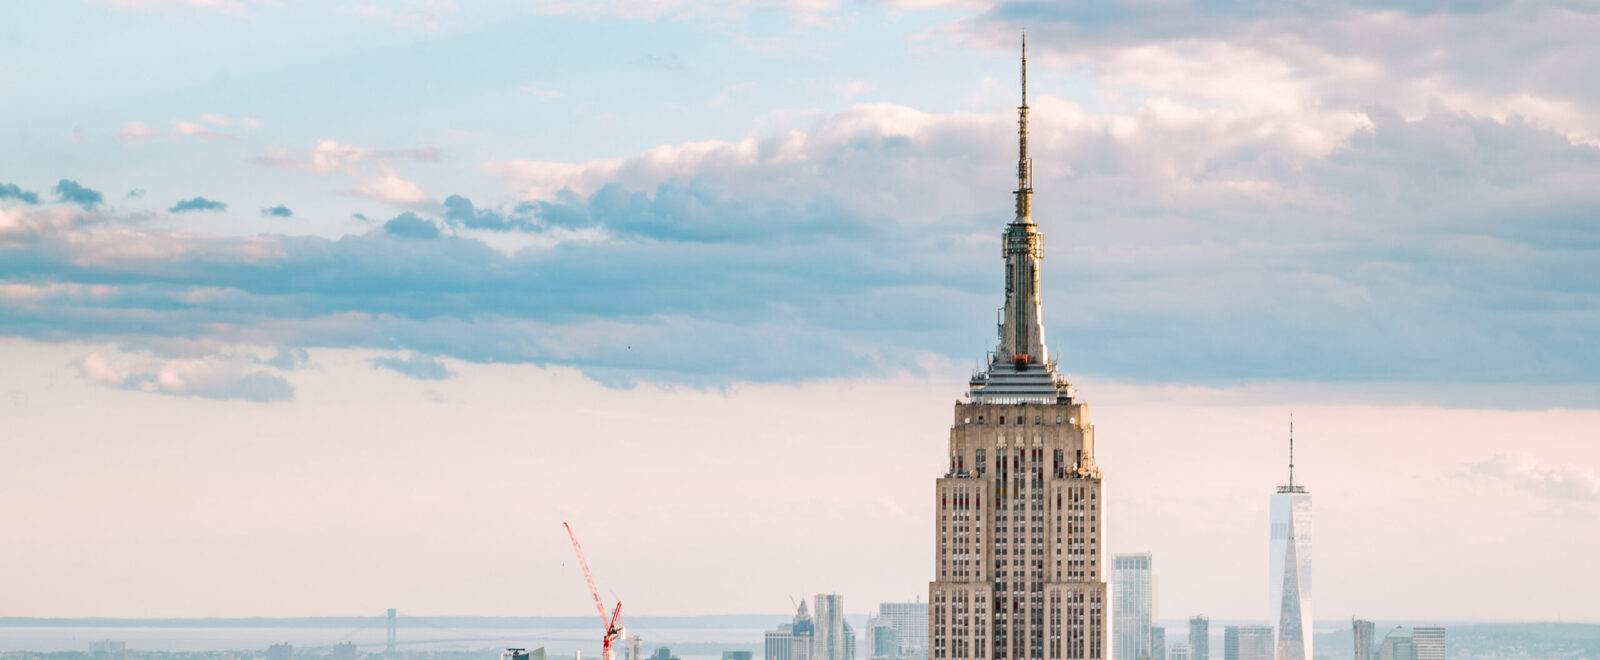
[763,594,856,660]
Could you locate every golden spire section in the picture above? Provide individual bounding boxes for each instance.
[1014,31,1033,221]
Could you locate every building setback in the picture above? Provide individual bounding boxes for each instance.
[928,34,1110,660]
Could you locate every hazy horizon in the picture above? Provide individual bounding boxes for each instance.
[4,0,1598,631]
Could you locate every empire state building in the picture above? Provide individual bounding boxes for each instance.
[928,36,1109,660]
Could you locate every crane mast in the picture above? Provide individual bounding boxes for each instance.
[564,522,624,660]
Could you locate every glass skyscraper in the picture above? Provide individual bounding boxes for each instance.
[1112,554,1154,660]
[1268,419,1312,660]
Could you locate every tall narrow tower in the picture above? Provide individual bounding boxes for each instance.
[929,34,1110,660]
[1268,417,1312,660]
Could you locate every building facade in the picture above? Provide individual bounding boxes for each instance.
[1170,645,1190,660]
[1411,628,1444,660]
[816,595,846,660]
[1352,619,1375,660]
[1224,626,1273,660]
[1113,554,1155,660]
[871,601,929,658]
[766,602,815,660]
[1188,616,1209,660]
[1269,421,1312,660]
[1151,627,1166,660]
[1378,628,1412,660]
[928,34,1109,660]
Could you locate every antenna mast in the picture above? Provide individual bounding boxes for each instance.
[1014,31,1033,221]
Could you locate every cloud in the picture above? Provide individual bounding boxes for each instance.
[0,183,39,205]
[117,121,164,144]
[54,179,103,208]
[258,346,309,370]
[351,174,429,205]
[371,352,453,380]
[1459,452,1600,502]
[442,194,534,232]
[126,189,147,199]
[942,1,1600,143]
[73,351,294,402]
[346,1,458,32]
[382,212,441,239]
[169,197,229,213]
[261,204,293,218]
[3,100,1600,394]
[642,54,686,71]
[118,116,255,145]
[253,139,439,174]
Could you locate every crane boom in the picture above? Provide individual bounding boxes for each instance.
[563,522,608,627]
[564,522,623,660]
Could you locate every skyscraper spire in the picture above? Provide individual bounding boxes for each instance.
[1279,412,1305,494]
[1288,411,1295,490]
[1015,31,1032,221]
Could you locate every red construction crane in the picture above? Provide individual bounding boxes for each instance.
[564,522,624,660]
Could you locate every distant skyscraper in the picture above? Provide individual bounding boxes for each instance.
[766,601,814,660]
[927,33,1109,660]
[1352,620,1376,660]
[332,643,357,660]
[267,644,294,660]
[724,653,755,660]
[628,637,644,660]
[1189,616,1210,660]
[814,594,846,660]
[1411,628,1445,660]
[844,621,856,660]
[1152,627,1167,660]
[1225,626,1274,660]
[1378,627,1413,660]
[1269,418,1312,660]
[1113,553,1156,660]
[873,601,927,658]
[1171,644,1191,660]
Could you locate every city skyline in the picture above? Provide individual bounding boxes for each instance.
[4,0,1600,627]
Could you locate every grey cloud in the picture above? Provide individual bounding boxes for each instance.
[73,352,294,403]
[54,179,103,208]
[643,54,686,71]
[372,353,453,380]
[960,1,1600,141]
[0,182,39,204]
[3,104,1599,398]
[1459,452,1600,502]
[261,204,293,217]
[383,212,441,239]
[127,188,146,199]
[442,194,534,231]
[170,197,228,213]
[258,346,309,370]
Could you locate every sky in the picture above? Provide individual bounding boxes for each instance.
[1,0,1599,624]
